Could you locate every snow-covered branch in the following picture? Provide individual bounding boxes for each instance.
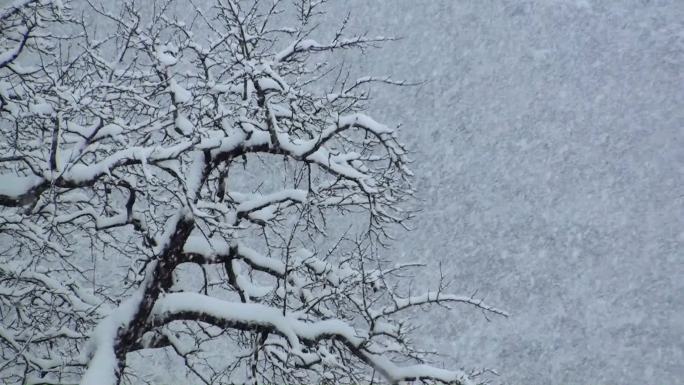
[148,292,474,385]
[0,1,505,384]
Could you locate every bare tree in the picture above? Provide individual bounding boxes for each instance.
[0,1,507,384]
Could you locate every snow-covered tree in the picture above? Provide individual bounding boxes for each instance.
[0,1,506,384]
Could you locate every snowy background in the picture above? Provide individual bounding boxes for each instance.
[1,1,681,384]
[324,1,683,384]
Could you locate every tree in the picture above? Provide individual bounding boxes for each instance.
[0,1,507,384]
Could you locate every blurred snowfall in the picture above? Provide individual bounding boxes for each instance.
[324,1,683,384]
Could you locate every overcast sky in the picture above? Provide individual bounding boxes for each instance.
[324,1,683,384]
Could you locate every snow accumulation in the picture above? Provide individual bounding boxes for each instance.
[155,44,178,66]
[183,234,232,259]
[29,101,54,115]
[0,110,388,203]
[235,189,308,213]
[0,174,43,199]
[135,291,484,385]
[257,77,283,92]
[274,39,320,61]
[93,124,124,141]
[0,39,24,67]
[80,292,143,385]
[373,358,474,385]
[151,292,362,350]
[183,236,286,276]
[169,79,192,103]
[174,113,193,136]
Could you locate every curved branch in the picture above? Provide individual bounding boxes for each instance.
[149,292,472,385]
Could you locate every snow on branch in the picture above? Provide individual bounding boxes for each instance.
[0,1,505,384]
[149,292,474,385]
